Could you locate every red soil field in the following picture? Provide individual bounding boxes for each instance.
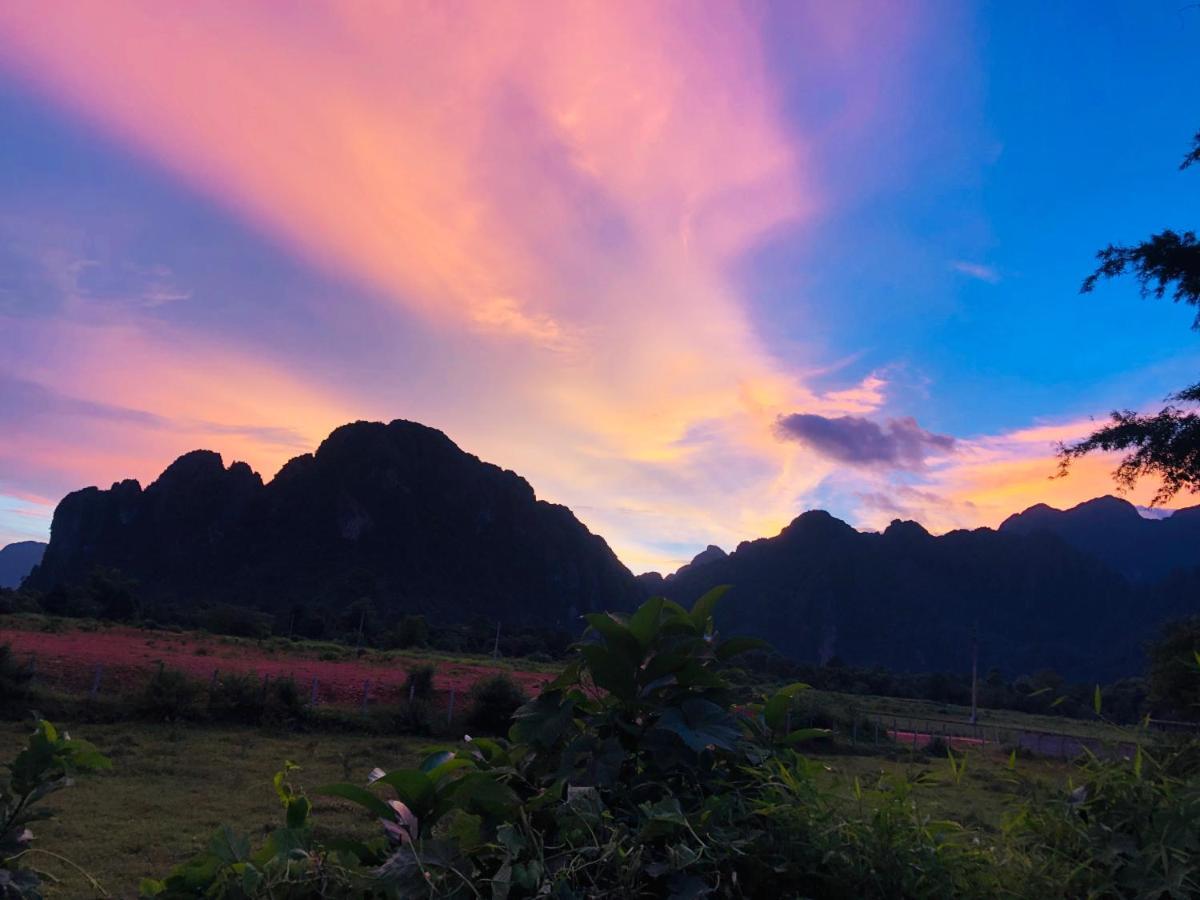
[0,622,554,709]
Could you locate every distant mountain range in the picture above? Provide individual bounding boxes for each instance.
[0,541,46,589]
[648,503,1199,682]
[17,420,1200,680]
[999,495,1200,583]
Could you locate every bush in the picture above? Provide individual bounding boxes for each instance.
[0,644,33,718]
[464,673,528,735]
[139,667,199,722]
[207,672,307,727]
[1013,737,1200,897]
[403,663,437,701]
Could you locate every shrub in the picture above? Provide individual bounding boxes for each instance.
[464,673,528,735]
[206,672,264,724]
[403,663,436,701]
[0,644,33,718]
[139,667,199,722]
[1012,738,1200,897]
[207,673,307,727]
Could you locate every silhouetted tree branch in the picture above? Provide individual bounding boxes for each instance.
[1059,128,1200,501]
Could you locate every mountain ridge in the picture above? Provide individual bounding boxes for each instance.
[25,419,643,628]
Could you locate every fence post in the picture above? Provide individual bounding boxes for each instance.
[447,687,456,725]
[210,668,220,691]
[89,664,104,700]
[360,679,371,715]
[310,677,319,706]
[261,673,271,700]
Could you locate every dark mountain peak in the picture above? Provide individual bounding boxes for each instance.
[781,509,854,539]
[1071,494,1141,519]
[999,493,1200,583]
[154,449,228,486]
[690,544,727,566]
[0,541,47,589]
[1169,502,1200,522]
[1002,494,1140,531]
[666,544,728,582]
[882,519,931,541]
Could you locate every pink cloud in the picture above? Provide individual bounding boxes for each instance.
[0,2,930,570]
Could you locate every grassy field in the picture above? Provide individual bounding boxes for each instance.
[0,721,427,899]
[803,688,1135,743]
[2,717,1082,899]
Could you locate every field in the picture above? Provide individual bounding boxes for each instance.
[1,613,1177,897]
[0,615,555,709]
[0,721,426,898]
[0,719,1077,898]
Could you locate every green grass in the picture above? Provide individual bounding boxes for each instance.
[0,721,427,899]
[2,718,1084,899]
[811,744,1074,833]
[803,688,1134,743]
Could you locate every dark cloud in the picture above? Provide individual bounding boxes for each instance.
[775,413,955,470]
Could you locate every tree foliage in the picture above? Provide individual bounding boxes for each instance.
[1060,127,1200,502]
[1147,617,1200,722]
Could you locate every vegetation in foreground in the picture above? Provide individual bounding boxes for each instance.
[4,590,1197,899]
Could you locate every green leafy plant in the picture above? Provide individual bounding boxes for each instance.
[1,720,111,898]
[1010,737,1200,898]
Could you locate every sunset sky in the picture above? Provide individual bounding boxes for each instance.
[1,2,1198,572]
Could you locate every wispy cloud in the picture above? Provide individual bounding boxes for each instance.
[951,260,1001,284]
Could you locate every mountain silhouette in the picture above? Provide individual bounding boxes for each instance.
[26,420,641,628]
[999,495,1200,583]
[0,541,46,589]
[658,509,1200,681]
[22,420,1200,679]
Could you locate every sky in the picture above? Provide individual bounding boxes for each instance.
[0,1,1198,573]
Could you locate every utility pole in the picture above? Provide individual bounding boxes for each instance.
[492,621,502,658]
[969,624,979,725]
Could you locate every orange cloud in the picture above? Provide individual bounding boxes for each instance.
[851,417,1177,534]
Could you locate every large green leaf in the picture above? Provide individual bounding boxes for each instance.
[627,596,665,647]
[445,772,521,819]
[581,644,637,702]
[510,691,577,748]
[374,770,434,814]
[584,613,643,666]
[690,585,730,631]
[783,728,831,744]
[763,682,810,732]
[655,698,741,752]
[313,783,395,821]
[419,750,456,774]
